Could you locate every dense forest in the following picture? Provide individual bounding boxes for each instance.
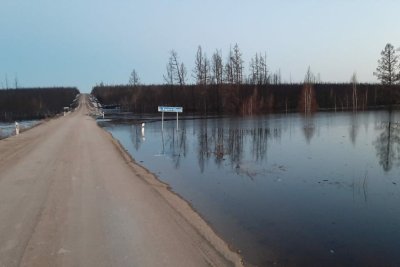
[91,83,400,115]
[0,87,79,121]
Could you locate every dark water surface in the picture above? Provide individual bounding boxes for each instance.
[101,111,400,267]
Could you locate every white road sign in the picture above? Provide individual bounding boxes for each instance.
[158,106,183,113]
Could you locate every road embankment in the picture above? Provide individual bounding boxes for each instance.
[0,94,243,267]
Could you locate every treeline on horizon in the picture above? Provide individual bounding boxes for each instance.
[91,83,400,115]
[94,42,399,115]
[0,87,80,121]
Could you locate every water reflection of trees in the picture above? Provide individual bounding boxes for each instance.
[196,119,281,173]
[197,119,212,173]
[374,111,400,172]
[349,113,359,145]
[130,122,188,169]
[152,118,283,173]
[162,128,187,169]
[213,128,225,165]
[302,115,315,143]
[130,125,143,151]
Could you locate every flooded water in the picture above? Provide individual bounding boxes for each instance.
[101,111,400,267]
[0,120,40,139]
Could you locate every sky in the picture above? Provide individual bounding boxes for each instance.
[1,0,400,92]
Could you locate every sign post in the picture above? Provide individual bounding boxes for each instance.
[158,106,183,131]
[161,111,164,131]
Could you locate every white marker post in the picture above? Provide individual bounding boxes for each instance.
[15,122,19,135]
[158,106,183,132]
[141,122,145,141]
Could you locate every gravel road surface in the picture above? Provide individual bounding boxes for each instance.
[0,95,242,267]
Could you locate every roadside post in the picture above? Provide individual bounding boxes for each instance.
[141,122,145,140]
[158,106,183,131]
[15,122,19,135]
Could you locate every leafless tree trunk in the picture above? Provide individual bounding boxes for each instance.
[249,52,269,85]
[14,76,19,89]
[248,55,257,84]
[178,62,187,86]
[224,46,234,84]
[232,43,244,84]
[5,74,9,89]
[172,51,186,86]
[203,57,210,86]
[351,72,358,111]
[164,50,186,86]
[303,66,315,114]
[129,69,140,86]
[271,69,282,85]
[304,66,315,84]
[193,46,204,85]
[193,46,211,86]
[261,52,268,84]
[164,61,174,85]
[211,50,223,85]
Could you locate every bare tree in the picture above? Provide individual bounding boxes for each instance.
[129,69,140,86]
[373,43,400,85]
[193,46,204,85]
[248,55,258,84]
[178,62,187,86]
[203,56,211,86]
[271,69,282,85]
[224,46,234,84]
[164,50,187,86]
[232,43,244,84]
[193,46,211,85]
[304,66,315,84]
[5,74,9,89]
[249,52,268,85]
[164,60,174,85]
[351,72,358,111]
[211,50,223,85]
[303,66,315,114]
[260,52,268,84]
[14,74,19,89]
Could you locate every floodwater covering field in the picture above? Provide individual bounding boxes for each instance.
[0,121,40,139]
[101,111,400,266]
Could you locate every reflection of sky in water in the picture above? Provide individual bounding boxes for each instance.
[104,111,400,267]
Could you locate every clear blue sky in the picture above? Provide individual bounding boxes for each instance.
[1,0,399,92]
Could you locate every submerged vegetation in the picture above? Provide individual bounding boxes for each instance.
[0,87,79,121]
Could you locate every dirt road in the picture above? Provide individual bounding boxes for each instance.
[0,95,242,267]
